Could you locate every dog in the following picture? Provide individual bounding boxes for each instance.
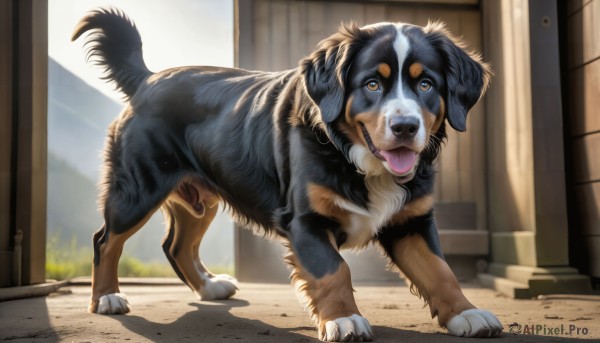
[72,7,502,341]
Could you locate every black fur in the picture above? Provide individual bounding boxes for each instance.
[71,8,151,98]
[74,9,489,288]
[422,26,489,132]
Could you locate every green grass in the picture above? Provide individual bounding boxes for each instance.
[46,235,92,280]
[46,234,234,280]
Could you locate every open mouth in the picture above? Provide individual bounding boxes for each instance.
[360,123,418,176]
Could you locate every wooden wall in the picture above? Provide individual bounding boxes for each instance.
[0,0,14,287]
[566,0,600,278]
[0,0,48,286]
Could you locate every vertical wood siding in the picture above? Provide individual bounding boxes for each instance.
[567,0,600,277]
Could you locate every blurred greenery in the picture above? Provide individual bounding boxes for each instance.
[46,233,233,280]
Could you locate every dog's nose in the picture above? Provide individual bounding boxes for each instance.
[390,116,420,139]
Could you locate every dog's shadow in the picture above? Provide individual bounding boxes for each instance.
[108,298,319,342]
[107,298,592,342]
[105,297,423,342]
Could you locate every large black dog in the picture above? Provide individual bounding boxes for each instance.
[73,8,502,341]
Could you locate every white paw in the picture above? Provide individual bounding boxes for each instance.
[446,309,503,337]
[195,274,238,301]
[321,314,373,342]
[97,293,130,315]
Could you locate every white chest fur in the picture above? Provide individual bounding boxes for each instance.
[336,174,407,249]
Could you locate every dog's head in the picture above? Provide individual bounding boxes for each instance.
[301,22,491,182]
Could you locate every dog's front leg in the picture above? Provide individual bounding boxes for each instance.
[285,213,373,342]
[378,212,503,337]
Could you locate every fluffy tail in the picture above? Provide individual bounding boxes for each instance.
[72,7,152,99]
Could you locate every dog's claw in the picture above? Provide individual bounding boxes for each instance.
[195,274,238,301]
[321,314,373,342]
[95,293,130,315]
[447,309,503,337]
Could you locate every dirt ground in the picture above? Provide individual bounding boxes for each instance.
[1,280,599,342]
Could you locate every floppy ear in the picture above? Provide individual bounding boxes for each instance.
[301,24,365,123]
[426,23,491,132]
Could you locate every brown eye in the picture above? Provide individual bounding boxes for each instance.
[418,79,432,92]
[366,80,380,92]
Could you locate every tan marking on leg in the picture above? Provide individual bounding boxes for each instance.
[391,194,434,225]
[306,183,354,250]
[164,193,218,292]
[89,208,157,312]
[391,234,475,326]
[286,250,360,337]
[409,62,424,79]
[377,63,391,79]
[307,183,349,220]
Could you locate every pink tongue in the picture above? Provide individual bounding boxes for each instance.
[380,148,417,175]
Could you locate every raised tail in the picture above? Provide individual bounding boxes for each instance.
[72,7,152,99]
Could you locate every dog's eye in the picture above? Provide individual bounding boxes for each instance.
[418,79,432,92]
[365,80,380,92]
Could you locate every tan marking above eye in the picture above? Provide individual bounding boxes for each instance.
[409,63,424,79]
[377,63,391,79]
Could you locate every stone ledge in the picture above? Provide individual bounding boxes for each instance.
[479,263,592,299]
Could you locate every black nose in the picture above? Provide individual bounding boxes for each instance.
[390,116,420,139]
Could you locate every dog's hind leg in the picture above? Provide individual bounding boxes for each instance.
[89,200,161,314]
[89,130,175,314]
[161,183,237,301]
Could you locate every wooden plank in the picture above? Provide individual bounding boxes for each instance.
[528,0,570,266]
[252,0,270,71]
[304,1,326,50]
[568,58,600,136]
[438,230,489,255]
[574,182,600,236]
[583,235,600,277]
[568,0,593,15]
[14,0,48,285]
[288,0,308,67]
[417,7,460,28]
[235,227,289,283]
[385,6,417,24]
[326,2,365,33]
[461,9,485,229]
[483,0,537,233]
[364,4,386,24]
[382,0,479,4]
[572,133,600,183]
[269,1,290,71]
[0,0,13,287]
[567,0,600,68]
[434,202,477,230]
[235,0,254,69]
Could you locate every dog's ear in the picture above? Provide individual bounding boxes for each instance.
[425,22,492,132]
[301,23,365,124]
